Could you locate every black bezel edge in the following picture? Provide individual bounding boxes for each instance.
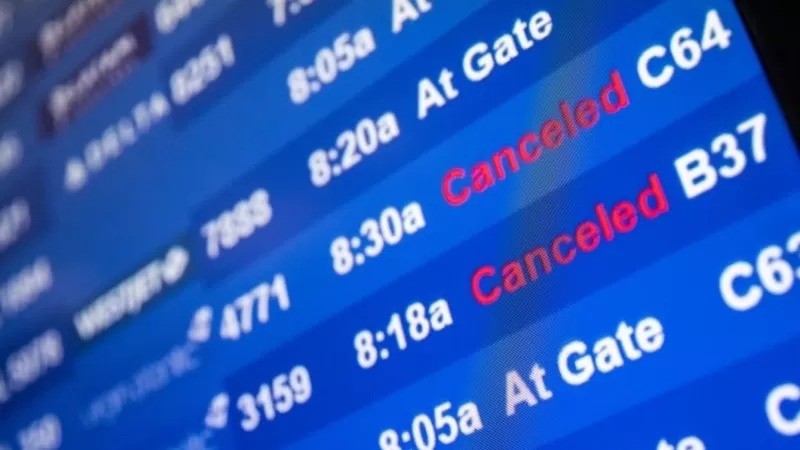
[734,0,800,147]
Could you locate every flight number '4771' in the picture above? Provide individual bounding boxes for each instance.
[187,274,290,344]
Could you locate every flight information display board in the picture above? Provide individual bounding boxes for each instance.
[0,0,799,449]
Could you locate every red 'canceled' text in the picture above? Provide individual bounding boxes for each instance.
[441,70,630,207]
[471,173,670,306]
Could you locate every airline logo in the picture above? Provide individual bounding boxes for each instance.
[33,0,121,69]
[73,245,190,342]
[40,14,151,137]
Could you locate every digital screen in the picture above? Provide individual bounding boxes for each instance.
[1,0,799,448]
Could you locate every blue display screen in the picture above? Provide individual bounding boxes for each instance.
[1,0,799,448]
